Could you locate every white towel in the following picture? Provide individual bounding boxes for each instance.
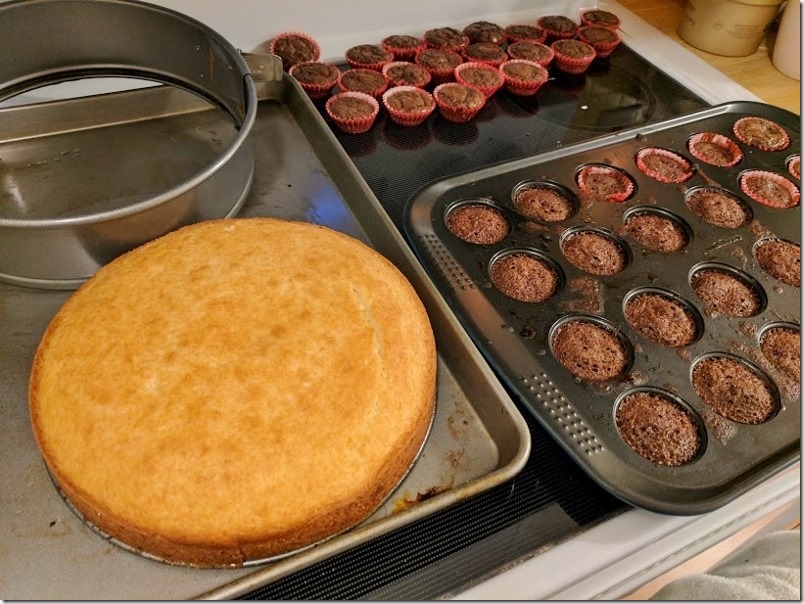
[650,529,800,601]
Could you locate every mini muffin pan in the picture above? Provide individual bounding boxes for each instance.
[404,101,800,514]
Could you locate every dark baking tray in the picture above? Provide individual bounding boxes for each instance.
[404,100,801,515]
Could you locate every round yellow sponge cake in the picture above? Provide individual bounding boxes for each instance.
[29,218,437,567]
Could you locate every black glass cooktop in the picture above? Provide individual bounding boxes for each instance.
[243,43,709,600]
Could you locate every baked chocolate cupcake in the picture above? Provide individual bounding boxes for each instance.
[561,229,627,276]
[499,59,549,96]
[754,238,800,287]
[345,44,394,71]
[338,68,389,99]
[288,62,340,100]
[551,39,596,74]
[580,9,622,30]
[624,292,699,347]
[692,356,777,424]
[424,26,470,52]
[381,35,427,60]
[463,42,508,67]
[325,92,380,134]
[506,41,555,67]
[576,164,635,203]
[433,82,486,123]
[635,148,694,183]
[270,32,321,71]
[537,15,579,42]
[382,61,432,89]
[788,155,801,180]
[739,170,800,209]
[687,132,743,167]
[490,252,560,303]
[615,391,701,466]
[552,319,629,381]
[577,26,621,58]
[504,23,546,44]
[382,86,436,127]
[685,187,751,228]
[446,203,509,245]
[415,48,463,84]
[463,21,507,45]
[513,182,577,222]
[690,268,762,317]
[454,63,504,98]
[760,326,800,382]
[623,210,689,253]
[733,116,791,151]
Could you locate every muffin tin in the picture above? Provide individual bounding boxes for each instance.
[404,100,800,514]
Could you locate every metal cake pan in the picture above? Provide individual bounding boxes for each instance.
[0,0,258,288]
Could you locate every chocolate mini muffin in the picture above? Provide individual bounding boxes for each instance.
[325,92,379,134]
[270,33,320,71]
[581,9,621,30]
[464,42,508,65]
[551,39,596,74]
[552,320,629,381]
[383,62,431,88]
[692,356,776,424]
[415,48,463,83]
[788,155,801,179]
[625,293,699,347]
[381,35,426,60]
[463,21,507,45]
[576,164,635,203]
[446,203,509,245]
[685,187,751,228]
[454,63,504,97]
[345,44,393,70]
[537,15,579,41]
[506,41,554,66]
[754,239,801,287]
[504,23,546,43]
[739,170,800,208]
[433,82,486,123]
[499,59,549,96]
[490,252,559,303]
[339,69,388,98]
[760,327,800,382]
[624,211,689,252]
[289,62,339,100]
[690,269,762,317]
[616,392,701,466]
[636,148,694,183]
[562,230,626,276]
[687,132,743,167]
[514,184,576,222]
[577,26,621,58]
[424,26,469,52]
[733,116,790,151]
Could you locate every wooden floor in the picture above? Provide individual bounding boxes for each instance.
[621,503,800,600]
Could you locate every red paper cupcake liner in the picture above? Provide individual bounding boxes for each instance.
[580,10,622,31]
[732,116,792,151]
[635,147,695,183]
[338,69,389,99]
[536,17,578,42]
[433,83,487,123]
[288,62,339,101]
[577,26,622,58]
[425,30,470,53]
[504,24,547,44]
[507,42,555,68]
[415,50,463,84]
[462,48,507,68]
[551,40,596,74]
[787,155,801,180]
[686,132,743,168]
[576,164,635,203]
[269,32,321,71]
[454,62,504,98]
[499,59,549,96]
[381,61,432,89]
[325,92,379,134]
[739,170,801,208]
[381,36,427,61]
[345,47,394,72]
[382,86,436,127]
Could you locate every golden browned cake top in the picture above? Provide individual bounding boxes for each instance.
[29,218,437,566]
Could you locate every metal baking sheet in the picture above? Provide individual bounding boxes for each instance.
[0,74,530,599]
[405,100,800,515]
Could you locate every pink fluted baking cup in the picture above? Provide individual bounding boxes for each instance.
[635,147,694,184]
[686,132,743,168]
[433,82,487,123]
[382,86,436,127]
[499,59,549,96]
[740,170,801,208]
[454,62,504,98]
[576,164,635,203]
[551,39,596,74]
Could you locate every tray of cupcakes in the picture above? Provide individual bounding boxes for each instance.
[266,8,624,131]
[402,99,800,514]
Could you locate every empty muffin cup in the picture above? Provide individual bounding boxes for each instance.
[445,200,510,245]
[689,262,766,318]
[489,248,563,303]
